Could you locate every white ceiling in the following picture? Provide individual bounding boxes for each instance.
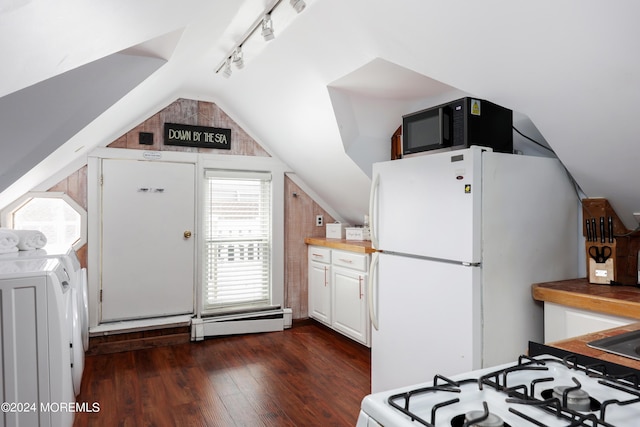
[1,0,640,228]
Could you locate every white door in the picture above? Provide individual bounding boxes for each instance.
[100,159,195,322]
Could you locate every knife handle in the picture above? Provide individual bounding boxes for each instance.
[591,218,597,242]
[608,216,614,243]
[600,217,605,243]
[586,219,592,241]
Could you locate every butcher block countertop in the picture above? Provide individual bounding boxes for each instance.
[532,278,640,320]
[304,237,376,254]
[549,322,640,371]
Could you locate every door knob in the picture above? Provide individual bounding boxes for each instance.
[184,231,192,238]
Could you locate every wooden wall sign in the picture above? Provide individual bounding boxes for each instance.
[164,123,231,149]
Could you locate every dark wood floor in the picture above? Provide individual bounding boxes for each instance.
[73,321,371,426]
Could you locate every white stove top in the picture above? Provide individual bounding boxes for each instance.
[359,353,640,426]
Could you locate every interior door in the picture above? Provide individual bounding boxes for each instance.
[100,159,195,322]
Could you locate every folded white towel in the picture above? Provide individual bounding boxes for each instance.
[0,229,19,253]
[11,229,48,250]
[18,248,48,257]
[0,248,49,258]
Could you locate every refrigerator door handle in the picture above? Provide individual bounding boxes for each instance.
[369,172,380,249]
[368,251,380,330]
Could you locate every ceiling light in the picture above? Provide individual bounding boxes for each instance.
[222,59,232,78]
[232,46,244,69]
[217,0,306,77]
[290,0,306,13]
[261,14,275,41]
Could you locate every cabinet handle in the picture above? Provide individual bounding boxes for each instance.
[338,258,353,264]
[312,253,324,259]
[324,266,328,286]
[359,276,363,299]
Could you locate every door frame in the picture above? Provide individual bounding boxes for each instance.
[99,157,196,322]
[87,148,287,332]
[87,148,199,329]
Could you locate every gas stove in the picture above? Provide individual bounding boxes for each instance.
[357,342,640,427]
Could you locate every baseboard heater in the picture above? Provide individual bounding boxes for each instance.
[190,307,292,341]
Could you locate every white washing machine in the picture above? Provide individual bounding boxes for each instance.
[0,247,89,351]
[0,258,76,427]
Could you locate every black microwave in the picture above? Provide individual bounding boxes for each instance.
[402,97,513,157]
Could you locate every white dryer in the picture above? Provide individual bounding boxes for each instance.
[0,247,89,351]
[0,258,75,427]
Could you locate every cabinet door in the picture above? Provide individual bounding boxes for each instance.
[309,260,331,325]
[332,266,369,346]
[544,302,635,343]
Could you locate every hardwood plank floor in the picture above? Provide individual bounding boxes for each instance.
[73,322,371,426]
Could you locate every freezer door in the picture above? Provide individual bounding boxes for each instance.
[370,147,483,262]
[370,252,481,393]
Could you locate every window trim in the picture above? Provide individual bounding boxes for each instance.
[0,191,88,250]
[202,169,273,315]
[196,154,285,322]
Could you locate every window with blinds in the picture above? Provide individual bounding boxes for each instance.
[203,170,272,314]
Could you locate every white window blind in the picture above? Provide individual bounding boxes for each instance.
[203,170,272,314]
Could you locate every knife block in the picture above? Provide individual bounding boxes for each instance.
[586,240,616,284]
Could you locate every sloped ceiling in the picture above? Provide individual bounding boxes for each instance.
[0,52,167,193]
[327,58,467,177]
[1,0,640,228]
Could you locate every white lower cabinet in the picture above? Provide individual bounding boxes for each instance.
[544,301,637,343]
[308,246,331,325]
[332,265,369,346]
[308,246,371,347]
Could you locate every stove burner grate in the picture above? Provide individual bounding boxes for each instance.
[450,402,512,427]
[539,379,601,412]
[386,345,640,427]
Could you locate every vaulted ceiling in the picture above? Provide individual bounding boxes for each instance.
[1,0,639,228]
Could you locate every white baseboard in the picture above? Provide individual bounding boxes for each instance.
[191,308,288,341]
[90,314,193,336]
[283,307,292,328]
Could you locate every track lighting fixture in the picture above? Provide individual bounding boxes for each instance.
[290,0,306,13]
[216,0,307,77]
[232,46,244,69]
[261,14,275,41]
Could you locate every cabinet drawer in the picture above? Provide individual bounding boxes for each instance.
[309,246,331,263]
[332,250,368,271]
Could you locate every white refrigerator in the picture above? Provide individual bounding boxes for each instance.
[368,146,578,392]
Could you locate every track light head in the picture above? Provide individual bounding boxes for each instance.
[232,47,244,69]
[261,14,275,41]
[290,0,306,13]
[222,59,232,78]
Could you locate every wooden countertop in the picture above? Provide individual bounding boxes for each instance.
[304,237,376,254]
[532,278,640,320]
[549,322,640,370]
